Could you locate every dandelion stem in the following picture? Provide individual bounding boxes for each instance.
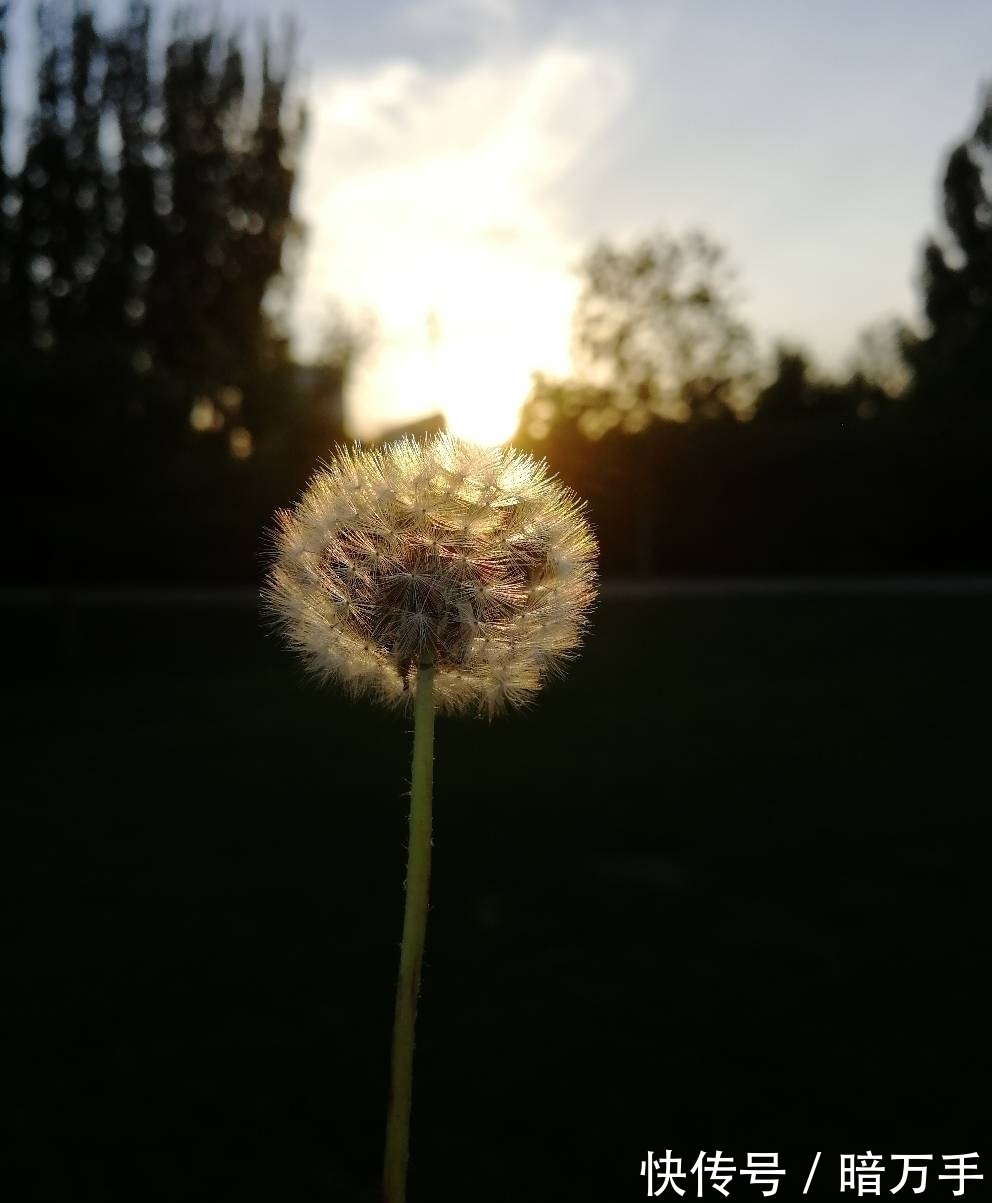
[383,662,435,1203]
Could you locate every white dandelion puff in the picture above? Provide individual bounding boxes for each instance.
[263,433,597,715]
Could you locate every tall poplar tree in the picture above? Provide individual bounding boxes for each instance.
[1,2,324,584]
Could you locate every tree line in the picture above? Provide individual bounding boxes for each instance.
[515,83,992,575]
[0,2,347,585]
[1,2,990,582]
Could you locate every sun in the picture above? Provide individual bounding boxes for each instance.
[343,273,570,446]
[300,158,578,448]
[443,399,521,445]
[430,333,530,445]
[330,236,577,446]
[295,46,626,445]
[345,318,539,446]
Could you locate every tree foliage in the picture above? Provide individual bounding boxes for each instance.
[571,229,756,429]
[910,84,992,414]
[514,84,992,577]
[751,336,903,424]
[2,3,304,405]
[847,318,913,402]
[1,2,342,584]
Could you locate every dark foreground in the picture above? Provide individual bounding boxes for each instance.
[2,596,989,1199]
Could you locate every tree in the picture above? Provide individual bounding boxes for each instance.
[847,318,912,402]
[562,228,757,435]
[515,229,758,573]
[0,2,324,584]
[0,2,9,238]
[0,2,12,328]
[751,344,814,420]
[909,84,992,414]
[1,2,304,420]
[751,335,901,425]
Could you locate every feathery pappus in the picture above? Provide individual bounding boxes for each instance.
[263,433,597,716]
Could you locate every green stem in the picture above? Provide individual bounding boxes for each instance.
[383,663,435,1203]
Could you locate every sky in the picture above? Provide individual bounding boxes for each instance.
[5,0,992,439]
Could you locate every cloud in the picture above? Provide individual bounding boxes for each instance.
[293,39,630,436]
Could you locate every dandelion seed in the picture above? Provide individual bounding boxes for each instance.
[263,433,597,716]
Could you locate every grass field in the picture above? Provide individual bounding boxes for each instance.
[3,595,989,1199]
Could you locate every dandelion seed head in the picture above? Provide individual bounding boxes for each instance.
[263,433,597,715]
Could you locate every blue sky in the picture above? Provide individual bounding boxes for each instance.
[5,0,992,437]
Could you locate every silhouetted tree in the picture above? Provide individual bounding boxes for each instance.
[751,339,897,424]
[0,5,6,168]
[0,2,9,284]
[569,229,756,431]
[1,2,336,585]
[752,344,814,420]
[512,88,992,580]
[0,3,13,345]
[909,84,992,416]
[848,318,912,403]
[516,230,757,570]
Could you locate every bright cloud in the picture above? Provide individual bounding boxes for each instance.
[293,42,629,439]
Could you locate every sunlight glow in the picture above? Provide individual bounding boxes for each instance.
[348,313,558,446]
[345,252,577,446]
[294,45,629,440]
[432,330,536,445]
[440,379,522,445]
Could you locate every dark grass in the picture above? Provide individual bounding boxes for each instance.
[2,596,989,1199]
